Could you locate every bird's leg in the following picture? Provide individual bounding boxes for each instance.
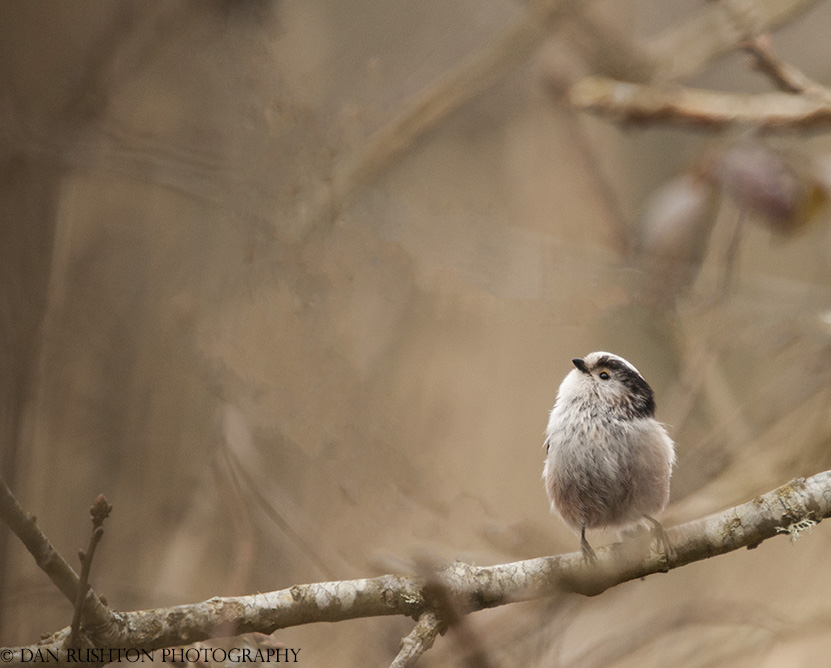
[643,514,671,561]
[580,525,597,563]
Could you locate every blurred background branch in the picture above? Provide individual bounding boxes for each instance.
[570,76,831,129]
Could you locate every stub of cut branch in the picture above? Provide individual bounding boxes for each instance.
[389,611,442,668]
[569,76,831,130]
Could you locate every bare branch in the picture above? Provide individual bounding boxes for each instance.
[4,470,830,666]
[569,76,831,130]
[569,1,831,131]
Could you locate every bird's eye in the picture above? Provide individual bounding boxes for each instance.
[598,371,610,380]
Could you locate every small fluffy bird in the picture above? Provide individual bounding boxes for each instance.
[543,352,675,561]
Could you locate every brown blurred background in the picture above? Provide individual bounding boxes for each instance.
[2,1,831,665]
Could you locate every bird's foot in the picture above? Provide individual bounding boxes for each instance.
[580,527,598,564]
[644,515,672,566]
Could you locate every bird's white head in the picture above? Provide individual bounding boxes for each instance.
[557,351,655,419]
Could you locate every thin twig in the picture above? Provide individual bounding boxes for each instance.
[646,0,823,83]
[68,495,112,646]
[742,35,829,97]
[0,478,79,604]
[570,76,831,130]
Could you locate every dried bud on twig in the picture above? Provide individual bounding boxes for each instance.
[90,494,113,528]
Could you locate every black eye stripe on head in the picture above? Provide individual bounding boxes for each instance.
[593,356,656,418]
[593,357,632,374]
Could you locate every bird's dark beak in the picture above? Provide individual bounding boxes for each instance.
[572,358,589,374]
